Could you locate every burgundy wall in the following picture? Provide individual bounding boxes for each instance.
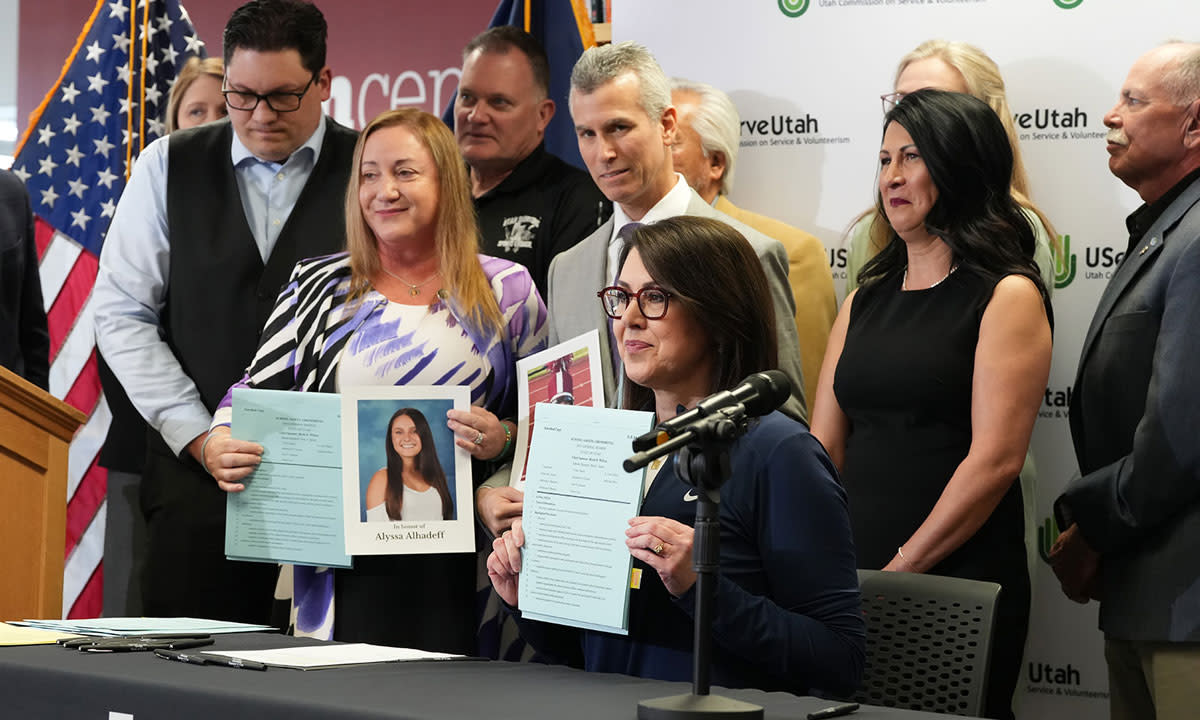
[18,0,499,132]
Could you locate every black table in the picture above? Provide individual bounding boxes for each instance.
[2,633,952,719]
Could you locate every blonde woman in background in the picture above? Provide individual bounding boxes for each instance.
[845,40,1057,292]
[166,56,226,133]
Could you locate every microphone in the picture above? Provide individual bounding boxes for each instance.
[631,370,791,452]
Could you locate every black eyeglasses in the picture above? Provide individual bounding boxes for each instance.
[880,91,906,113]
[222,74,316,113]
[597,286,672,320]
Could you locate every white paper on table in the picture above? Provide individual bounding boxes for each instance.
[12,617,276,636]
[511,330,605,490]
[211,643,466,670]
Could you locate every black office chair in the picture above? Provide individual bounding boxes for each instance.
[853,569,1001,717]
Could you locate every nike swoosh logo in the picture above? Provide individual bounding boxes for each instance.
[683,489,699,502]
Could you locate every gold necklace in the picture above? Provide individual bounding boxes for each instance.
[380,266,440,296]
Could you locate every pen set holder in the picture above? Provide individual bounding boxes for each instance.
[629,408,763,720]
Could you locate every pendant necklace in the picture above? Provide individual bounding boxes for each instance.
[380,266,440,296]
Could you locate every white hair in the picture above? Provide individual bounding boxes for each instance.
[1159,40,1200,106]
[670,78,741,195]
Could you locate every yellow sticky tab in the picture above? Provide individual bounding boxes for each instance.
[630,567,642,589]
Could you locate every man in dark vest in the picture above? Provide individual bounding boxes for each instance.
[93,0,357,623]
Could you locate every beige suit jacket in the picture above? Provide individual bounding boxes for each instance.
[715,195,835,406]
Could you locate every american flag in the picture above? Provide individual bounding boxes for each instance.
[11,0,205,619]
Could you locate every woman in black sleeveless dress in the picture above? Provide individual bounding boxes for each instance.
[811,90,1053,720]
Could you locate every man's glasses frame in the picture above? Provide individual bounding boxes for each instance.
[597,285,672,320]
[222,74,317,113]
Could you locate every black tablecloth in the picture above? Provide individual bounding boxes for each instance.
[2,633,951,719]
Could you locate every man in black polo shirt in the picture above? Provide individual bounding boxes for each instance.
[455,26,610,295]
[93,0,357,624]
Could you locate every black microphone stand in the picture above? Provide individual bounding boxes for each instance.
[626,405,764,720]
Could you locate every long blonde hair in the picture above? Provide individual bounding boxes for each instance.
[344,108,503,334]
[859,40,1057,259]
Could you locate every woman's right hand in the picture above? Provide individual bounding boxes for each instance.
[202,426,264,493]
[476,485,524,536]
[486,517,525,607]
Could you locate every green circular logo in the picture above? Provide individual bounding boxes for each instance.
[1053,0,1083,8]
[779,0,809,18]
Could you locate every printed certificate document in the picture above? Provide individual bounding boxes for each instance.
[511,330,604,490]
[341,386,475,556]
[226,388,351,568]
[518,403,652,634]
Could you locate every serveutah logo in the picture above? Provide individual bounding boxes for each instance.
[1013,106,1105,143]
[1053,0,1083,8]
[740,110,850,149]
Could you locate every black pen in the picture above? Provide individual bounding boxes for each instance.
[82,637,215,652]
[806,702,859,720]
[154,648,210,666]
[202,654,268,671]
[161,638,215,650]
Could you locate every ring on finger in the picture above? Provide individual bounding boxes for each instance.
[652,542,664,556]
[473,431,484,446]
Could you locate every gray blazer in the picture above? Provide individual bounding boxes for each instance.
[545,189,808,423]
[1056,173,1200,642]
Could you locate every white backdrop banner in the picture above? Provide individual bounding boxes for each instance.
[614,0,1196,717]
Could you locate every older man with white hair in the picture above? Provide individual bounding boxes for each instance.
[1050,41,1200,720]
[670,79,835,406]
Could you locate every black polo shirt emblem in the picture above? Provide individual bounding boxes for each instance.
[499,214,541,252]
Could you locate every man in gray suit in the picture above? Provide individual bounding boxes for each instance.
[475,42,806,534]
[1050,42,1200,720]
[547,41,805,420]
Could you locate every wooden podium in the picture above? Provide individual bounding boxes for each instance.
[0,366,86,621]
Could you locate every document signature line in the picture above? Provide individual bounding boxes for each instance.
[259,461,340,470]
[537,491,630,506]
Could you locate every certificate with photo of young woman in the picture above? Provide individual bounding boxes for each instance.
[341,386,474,555]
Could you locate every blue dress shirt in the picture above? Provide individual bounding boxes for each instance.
[93,116,328,455]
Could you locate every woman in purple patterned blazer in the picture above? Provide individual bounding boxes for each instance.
[202,108,546,652]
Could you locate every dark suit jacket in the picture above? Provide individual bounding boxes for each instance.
[1057,174,1200,642]
[0,170,49,389]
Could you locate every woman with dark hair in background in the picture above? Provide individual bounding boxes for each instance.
[366,407,454,521]
[812,89,1053,719]
[845,39,1057,291]
[844,42,1060,586]
[488,216,864,696]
